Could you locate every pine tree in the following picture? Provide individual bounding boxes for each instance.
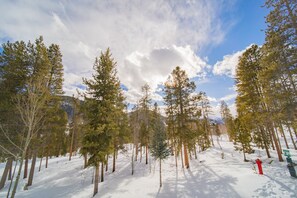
[150,103,170,188]
[163,66,197,169]
[220,101,235,141]
[82,48,124,197]
[233,118,252,162]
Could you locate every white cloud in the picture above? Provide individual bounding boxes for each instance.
[212,45,253,77]
[219,93,237,102]
[0,0,234,100]
[212,50,243,77]
[121,45,208,103]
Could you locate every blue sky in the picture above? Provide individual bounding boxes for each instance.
[0,0,269,117]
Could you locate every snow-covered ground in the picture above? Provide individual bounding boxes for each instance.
[1,135,296,198]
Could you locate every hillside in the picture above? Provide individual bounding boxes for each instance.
[1,135,296,198]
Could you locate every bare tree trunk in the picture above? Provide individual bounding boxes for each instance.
[274,127,283,152]
[93,164,99,197]
[45,153,49,169]
[270,131,275,150]
[159,159,162,188]
[84,153,88,169]
[259,127,271,158]
[180,144,184,168]
[0,158,12,190]
[183,144,189,169]
[145,143,148,165]
[69,130,75,161]
[7,159,17,198]
[279,123,289,149]
[175,145,178,168]
[135,143,138,161]
[113,148,116,172]
[286,123,297,150]
[11,154,25,198]
[132,144,134,175]
[100,162,104,182]
[140,146,142,163]
[27,151,37,187]
[8,159,12,181]
[270,127,284,162]
[194,144,198,159]
[23,150,29,178]
[105,155,108,172]
[38,157,43,172]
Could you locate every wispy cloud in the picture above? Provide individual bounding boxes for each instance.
[0,0,234,102]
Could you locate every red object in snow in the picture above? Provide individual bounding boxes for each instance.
[255,159,263,175]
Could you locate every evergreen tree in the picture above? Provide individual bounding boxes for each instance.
[82,48,124,197]
[150,103,170,188]
[164,66,197,169]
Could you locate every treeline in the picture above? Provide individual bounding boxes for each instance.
[223,0,297,162]
[0,39,218,196]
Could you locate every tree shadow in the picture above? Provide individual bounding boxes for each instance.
[155,163,240,198]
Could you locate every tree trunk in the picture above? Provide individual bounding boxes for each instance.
[27,152,37,187]
[105,155,108,172]
[7,159,18,198]
[194,144,198,159]
[84,153,88,169]
[8,159,12,181]
[140,145,142,163]
[135,143,138,161]
[270,126,284,162]
[145,143,148,165]
[113,148,116,172]
[159,159,162,188]
[132,144,134,175]
[45,154,49,169]
[38,156,43,172]
[0,158,12,190]
[11,154,25,198]
[93,164,99,197]
[23,151,29,178]
[274,127,283,152]
[286,123,297,150]
[175,144,178,168]
[183,144,189,169]
[279,123,289,149]
[270,131,275,150]
[259,127,271,158]
[69,129,75,161]
[100,162,104,182]
[180,145,184,168]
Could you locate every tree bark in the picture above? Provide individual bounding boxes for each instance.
[45,153,49,169]
[100,162,104,182]
[8,159,12,181]
[105,155,108,172]
[132,144,134,175]
[270,126,283,162]
[145,143,148,165]
[286,124,297,150]
[159,159,162,188]
[11,154,25,198]
[27,151,37,186]
[93,164,99,197]
[279,123,289,149]
[38,156,43,172]
[23,151,29,178]
[183,144,189,169]
[82,153,87,169]
[0,158,12,190]
[259,127,271,158]
[113,148,116,172]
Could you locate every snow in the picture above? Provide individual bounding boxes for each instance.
[1,135,297,198]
